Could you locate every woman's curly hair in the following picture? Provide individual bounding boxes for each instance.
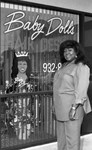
[59,40,89,66]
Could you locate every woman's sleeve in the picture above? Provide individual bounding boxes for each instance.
[74,63,90,104]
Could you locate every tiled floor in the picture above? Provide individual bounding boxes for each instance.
[21,134,92,150]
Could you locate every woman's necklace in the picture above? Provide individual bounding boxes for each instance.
[63,59,75,67]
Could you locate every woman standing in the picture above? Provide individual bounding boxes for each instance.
[53,40,91,150]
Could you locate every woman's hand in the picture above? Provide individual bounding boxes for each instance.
[69,104,80,120]
[69,103,83,120]
[69,106,76,120]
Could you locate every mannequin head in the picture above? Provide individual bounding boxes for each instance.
[11,52,31,80]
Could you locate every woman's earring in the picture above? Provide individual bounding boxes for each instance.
[75,55,77,58]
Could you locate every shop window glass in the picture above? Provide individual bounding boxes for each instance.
[1,2,79,92]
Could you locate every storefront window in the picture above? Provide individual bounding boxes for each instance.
[0,2,79,91]
[0,1,81,149]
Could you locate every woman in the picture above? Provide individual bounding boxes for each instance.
[53,40,91,150]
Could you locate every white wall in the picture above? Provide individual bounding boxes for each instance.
[21,0,92,13]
